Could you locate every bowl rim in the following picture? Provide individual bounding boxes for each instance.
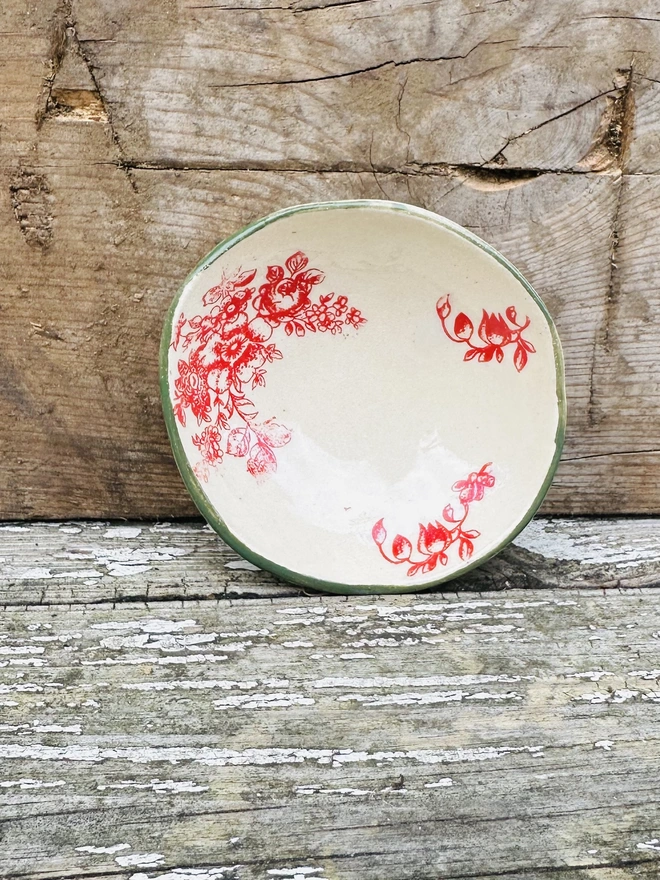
[159,199,567,595]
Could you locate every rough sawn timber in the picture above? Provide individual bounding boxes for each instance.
[2,1,660,516]
[1,583,660,879]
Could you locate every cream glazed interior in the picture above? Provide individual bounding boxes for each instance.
[161,201,565,593]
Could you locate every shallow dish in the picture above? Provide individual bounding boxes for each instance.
[161,200,565,594]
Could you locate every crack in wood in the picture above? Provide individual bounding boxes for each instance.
[562,448,660,462]
[188,0,395,11]
[587,64,635,428]
[209,39,515,89]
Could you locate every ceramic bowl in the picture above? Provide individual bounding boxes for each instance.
[161,200,565,594]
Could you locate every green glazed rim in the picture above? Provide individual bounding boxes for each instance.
[160,199,566,595]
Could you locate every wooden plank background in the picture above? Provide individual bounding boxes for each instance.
[2,0,660,517]
[1,521,660,879]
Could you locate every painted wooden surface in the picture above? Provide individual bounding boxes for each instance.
[1,1,660,516]
[3,518,660,606]
[2,520,660,877]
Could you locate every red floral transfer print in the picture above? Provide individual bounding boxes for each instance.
[171,251,366,480]
[436,296,535,372]
[372,463,495,577]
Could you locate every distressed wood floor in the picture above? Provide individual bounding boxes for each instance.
[2,520,660,879]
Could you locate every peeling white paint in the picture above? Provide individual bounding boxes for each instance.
[77,843,131,855]
[0,743,543,767]
[104,527,142,539]
[628,669,660,680]
[337,690,521,706]
[32,723,82,734]
[98,632,216,651]
[123,679,270,692]
[637,839,660,851]
[594,740,614,751]
[83,653,228,667]
[9,567,53,579]
[0,778,66,789]
[97,779,209,793]
[91,620,198,633]
[214,693,314,709]
[129,869,240,880]
[578,689,639,704]
[0,646,45,656]
[314,674,526,689]
[267,870,324,878]
[109,563,153,577]
[116,853,165,868]
[514,519,660,568]
[566,671,613,681]
[424,778,454,788]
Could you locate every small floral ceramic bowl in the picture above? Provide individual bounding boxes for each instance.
[160,200,566,594]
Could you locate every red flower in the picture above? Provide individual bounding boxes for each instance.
[173,251,366,479]
[256,252,324,324]
[372,463,495,577]
[217,327,256,367]
[418,521,451,556]
[479,311,512,347]
[222,291,252,323]
[173,356,211,426]
[452,463,495,504]
[413,521,451,572]
[306,302,343,334]
[345,307,366,328]
[334,295,349,316]
[192,426,223,465]
[436,295,534,372]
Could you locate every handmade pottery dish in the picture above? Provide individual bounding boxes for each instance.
[161,200,565,594]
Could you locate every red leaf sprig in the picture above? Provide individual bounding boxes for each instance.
[436,296,535,372]
[372,463,495,577]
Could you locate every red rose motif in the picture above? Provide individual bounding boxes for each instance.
[172,255,366,479]
[256,251,325,324]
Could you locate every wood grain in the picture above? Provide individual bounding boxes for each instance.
[2,583,660,879]
[2,0,660,515]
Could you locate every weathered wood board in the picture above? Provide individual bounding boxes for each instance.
[2,1,660,516]
[3,517,660,606]
[3,521,660,878]
[2,580,660,878]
